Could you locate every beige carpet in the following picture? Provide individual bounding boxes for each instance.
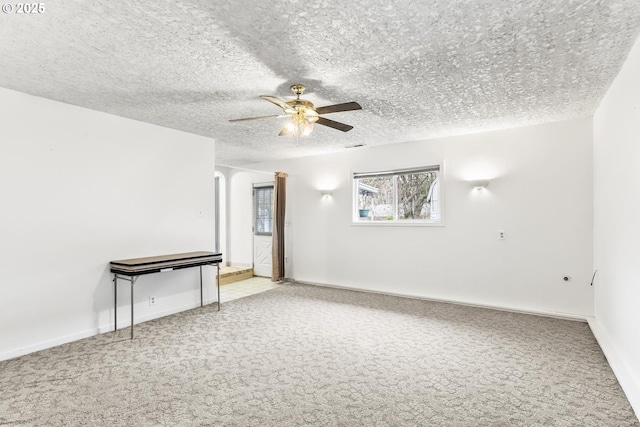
[0,283,638,426]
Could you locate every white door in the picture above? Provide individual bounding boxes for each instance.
[253,236,272,277]
[253,184,274,277]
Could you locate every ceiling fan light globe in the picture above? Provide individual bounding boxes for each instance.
[278,123,293,136]
[305,111,319,122]
[302,122,314,136]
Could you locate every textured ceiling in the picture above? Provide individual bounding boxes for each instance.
[1,1,639,166]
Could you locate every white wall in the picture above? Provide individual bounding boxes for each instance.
[214,170,227,261]
[248,117,594,318]
[593,33,640,414]
[0,88,216,361]
[215,165,273,267]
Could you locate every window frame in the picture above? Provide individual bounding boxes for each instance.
[253,184,274,236]
[352,165,444,227]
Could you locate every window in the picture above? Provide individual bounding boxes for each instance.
[353,166,441,224]
[254,185,274,235]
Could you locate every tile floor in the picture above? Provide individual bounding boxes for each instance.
[220,276,281,302]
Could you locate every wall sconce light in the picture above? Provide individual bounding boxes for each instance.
[470,180,489,190]
[320,190,333,198]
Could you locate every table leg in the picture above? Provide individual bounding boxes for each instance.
[130,277,137,340]
[114,275,117,331]
[217,264,220,311]
[200,265,203,307]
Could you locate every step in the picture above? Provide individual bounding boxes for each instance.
[219,266,254,285]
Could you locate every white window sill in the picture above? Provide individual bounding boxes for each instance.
[351,220,444,227]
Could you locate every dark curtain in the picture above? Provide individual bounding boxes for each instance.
[271,171,287,281]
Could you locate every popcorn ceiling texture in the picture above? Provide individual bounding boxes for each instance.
[1,0,639,166]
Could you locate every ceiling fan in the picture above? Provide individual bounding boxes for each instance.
[229,84,362,137]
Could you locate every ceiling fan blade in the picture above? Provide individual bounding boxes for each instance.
[315,102,362,115]
[316,117,354,132]
[260,96,296,113]
[229,114,288,122]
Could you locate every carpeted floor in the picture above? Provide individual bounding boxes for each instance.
[0,283,638,426]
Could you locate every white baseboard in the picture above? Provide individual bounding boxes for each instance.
[109,298,220,332]
[0,328,103,362]
[0,298,219,362]
[289,278,588,322]
[587,317,640,420]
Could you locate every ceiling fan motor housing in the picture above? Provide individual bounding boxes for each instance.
[286,99,319,122]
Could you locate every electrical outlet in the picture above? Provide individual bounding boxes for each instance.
[498,230,506,240]
[149,296,156,306]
